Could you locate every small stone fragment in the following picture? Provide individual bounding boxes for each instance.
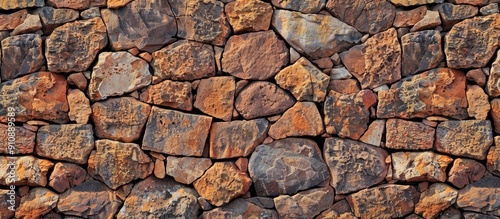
[487,139,500,177]
[235,81,295,119]
[330,67,352,80]
[165,156,212,185]
[467,85,490,120]
[401,30,443,76]
[0,9,27,31]
[15,188,59,219]
[80,7,100,19]
[194,76,235,121]
[201,198,278,219]
[448,158,486,188]
[389,0,443,6]
[107,0,131,8]
[385,119,435,150]
[0,124,35,155]
[274,187,334,219]
[11,14,43,35]
[415,183,458,219]
[394,6,427,28]
[392,151,453,182]
[268,102,324,139]
[467,69,486,87]
[1,34,44,80]
[49,162,87,193]
[410,10,441,32]
[225,0,273,33]
[359,120,385,146]
[0,156,53,186]
[67,89,91,124]
[328,79,361,94]
[139,80,193,111]
[480,3,499,15]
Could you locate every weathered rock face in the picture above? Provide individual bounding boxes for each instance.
[0,190,17,218]
[414,183,458,219]
[487,51,500,97]
[152,40,215,81]
[225,0,273,33]
[49,162,87,193]
[274,187,334,219]
[438,3,478,30]
[388,0,443,6]
[222,30,288,80]
[393,6,426,28]
[324,138,388,194]
[385,119,435,150]
[0,9,27,31]
[39,7,79,33]
[194,76,235,121]
[202,198,278,219]
[166,156,212,184]
[12,14,42,35]
[392,151,453,182]
[0,72,69,123]
[487,138,500,177]
[1,34,44,80]
[0,156,53,186]
[117,176,200,219]
[142,106,212,156]
[347,184,420,219]
[88,139,153,189]
[193,162,252,206]
[89,52,151,101]
[101,0,176,52]
[15,187,59,219]
[435,120,493,160]
[444,14,500,69]
[209,119,269,159]
[67,89,91,124]
[448,158,486,189]
[139,80,193,111]
[467,85,490,120]
[456,176,500,215]
[36,124,94,164]
[91,97,150,143]
[377,68,468,119]
[268,102,324,139]
[0,124,35,155]
[271,0,324,13]
[401,30,443,77]
[272,9,362,59]
[45,17,107,72]
[492,99,500,134]
[47,0,90,9]
[0,0,44,10]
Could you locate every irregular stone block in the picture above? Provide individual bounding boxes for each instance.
[415,183,458,219]
[194,76,235,121]
[225,0,273,33]
[15,188,58,219]
[0,156,53,186]
[47,0,90,9]
[456,176,500,216]
[201,198,278,219]
[401,30,443,77]
[268,102,324,139]
[0,0,44,10]
[438,3,478,30]
[448,158,486,189]
[166,156,212,185]
[392,151,453,182]
[139,80,193,111]
[39,7,79,33]
[466,85,490,120]
[1,34,44,81]
[385,119,435,150]
[0,9,27,31]
[274,187,334,219]
[0,124,35,155]
[49,162,87,193]
[67,89,91,124]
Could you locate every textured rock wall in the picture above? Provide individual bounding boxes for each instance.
[0,0,500,218]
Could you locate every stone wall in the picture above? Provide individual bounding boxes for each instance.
[0,0,500,218]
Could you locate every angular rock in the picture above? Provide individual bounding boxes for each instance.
[487,139,500,177]
[488,51,500,97]
[194,76,235,121]
[448,158,486,189]
[248,139,330,196]
[392,151,453,182]
[1,34,44,80]
[275,57,330,102]
[467,69,487,87]
[393,6,427,28]
[415,183,458,219]
[272,9,362,59]
[389,0,444,6]
[274,187,334,219]
[152,40,215,81]
[0,0,44,10]
[480,3,499,15]
[15,188,58,219]
[463,212,499,219]
[225,0,273,33]
[340,28,401,89]
[45,17,107,72]
[0,190,17,218]
[0,156,53,186]
[0,124,35,155]
[39,7,79,33]
[347,184,420,219]
[467,85,490,120]
[88,139,153,189]
[444,14,500,69]
[222,30,288,80]
[139,80,193,111]
[324,90,377,140]
[0,9,27,31]
[36,124,94,164]
[57,180,122,218]
[436,120,493,160]
[81,6,101,19]
[326,0,395,34]
[11,14,43,35]
[401,30,443,76]
[268,102,324,139]
[328,79,361,94]
[67,89,91,124]
[359,120,385,146]
[49,162,87,193]
[272,0,325,13]
[107,0,132,8]
[235,81,295,119]
[91,97,150,143]
[67,72,88,91]
[47,0,90,9]
[142,107,212,156]
[209,119,269,159]
[330,67,352,80]
[117,176,199,219]
[492,99,500,134]
[377,68,468,119]
[101,0,176,52]
[438,3,478,30]
[385,119,435,150]
[324,138,388,194]
[193,162,251,206]
[166,156,212,185]
[456,176,500,216]
[202,198,278,219]
[449,0,487,6]
[410,10,441,32]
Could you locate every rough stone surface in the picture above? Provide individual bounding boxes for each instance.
[15,187,59,219]
[487,139,500,177]
[385,119,435,150]
[359,120,385,146]
[0,9,28,31]
[393,6,426,28]
[324,138,389,194]
[392,151,453,182]
[268,102,324,139]
[142,107,212,156]
[438,3,478,30]
[435,120,493,160]
[0,156,53,186]
[1,34,44,80]
[39,7,79,33]
[47,0,90,9]
[0,190,17,218]
[107,0,131,8]
[91,97,150,143]
[49,162,87,193]
[235,81,295,119]
[117,176,200,219]
[36,124,94,164]
[410,10,441,32]
[415,183,458,219]
[456,176,500,215]
[225,0,273,33]
[45,17,107,72]
[389,0,443,6]
[448,158,486,189]
[0,124,35,155]
[11,14,43,35]
[139,80,193,111]
[401,30,443,77]
[467,85,490,120]
[271,0,325,13]
[166,156,212,185]
[274,187,334,219]
[488,51,500,97]
[492,99,500,134]
[202,198,278,219]
[67,89,91,124]
[194,76,235,121]
[0,0,44,10]
[272,9,362,59]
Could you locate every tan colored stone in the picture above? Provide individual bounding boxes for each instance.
[456,176,500,216]
[394,6,427,28]
[47,0,90,9]
[225,0,273,33]
[467,85,490,120]
[1,34,44,80]
[11,14,43,35]
[415,183,458,219]
[466,69,486,87]
[49,162,87,193]
[328,79,360,94]
[202,198,278,219]
[235,81,295,119]
[385,119,435,150]
[67,72,88,91]
[410,10,441,32]
[15,188,58,219]
[166,156,212,185]
[107,0,131,8]
[268,102,324,139]
[274,187,334,218]
[0,0,44,10]
[488,51,500,97]
[0,156,53,186]
[392,151,453,182]
[436,120,493,160]
[153,159,165,179]
[389,0,443,6]
[67,89,91,124]
[359,119,385,146]
[448,158,486,188]
[194,76,235,121]
[139,80,193,111]
[401,30,444,77]
[0,9,27,31]
[487,138,500,177]
[0,124,35,155]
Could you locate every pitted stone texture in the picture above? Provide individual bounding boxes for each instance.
[166,156,212,185]
[0,9,27,31]
[235,81,295,120]
[324,90,377,140]
[39,7,79,33]
[88,140,153,190]
[139,80,193,111]
[202,198,278,219]
[275,57,330,102]
[487,138,500,177]
[89,52,151,101]
[347,185,420,219]
[393,6,426,28]
[389,0,444,6]
[142,107,212,156]
[385,119,435,150]
[15,187,59,219]
[222,30,288,80]
[445,14,500,69]
[194,76,235,121]
[0,156,53,186]
[12,14,43,35]
[225,0,273,33]
[168,0,230,46]
[152,40,215,81]
[0,72,69,124]
[467,85,490,120]
[107,0,132,8]
[435,120,493,160]
[101,0,176,52]
[193,162,251,207]
[0,124,35,155]
[268,102,324,139]
[392,151,453,182]
[456,176,500,216]
[47,0,90,9]
[0,0,44,10]
[487,51,500,97]
[359,119,385,146]
[36,124,94,164]
[45,17,107,73]
[117,176,199,219]
[274,187,334,219]
[415,183,458,219]
[1,34,44,80]
[448,158,486,189]
[49,162,87,193]
[401,30,443,77]
[248,139,330,196]
[209,119,269,159]
[377,68,468,119]
[57,180,122,218]
[438,3,479,30]
[67,89,91,124]
[326,0,395,34]
[324,138,388,194]
[272,9,362,59]
[340,28,401,89]
[91,97,150,143]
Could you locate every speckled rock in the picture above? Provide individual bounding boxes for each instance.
[166,156,212,185]
[1,34,44,80]
[49,162,87,193]
[438,3,478,30]
[401,30,443,77]
[0,124,35,155]
[271,0,324,13]
[467,85,490,120]
[415,183,458,219]
[225,0,273,33]
[235,81,295,119]
[0,0,44,10]
[392,151,453,182]
[15,188,59,219]
[385,119,435,150]
[47,0,90,9]
[67,89,91,124]
[456,176,500,216]
[0,156,53,186]
[448,158,486,189]
[39,7,79,33]
[139,80,193,111]
[274,187,334,219]
[268,102,324,139]
[194,76,235,121]
[487,138,500,177]
[393,6,426,28]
